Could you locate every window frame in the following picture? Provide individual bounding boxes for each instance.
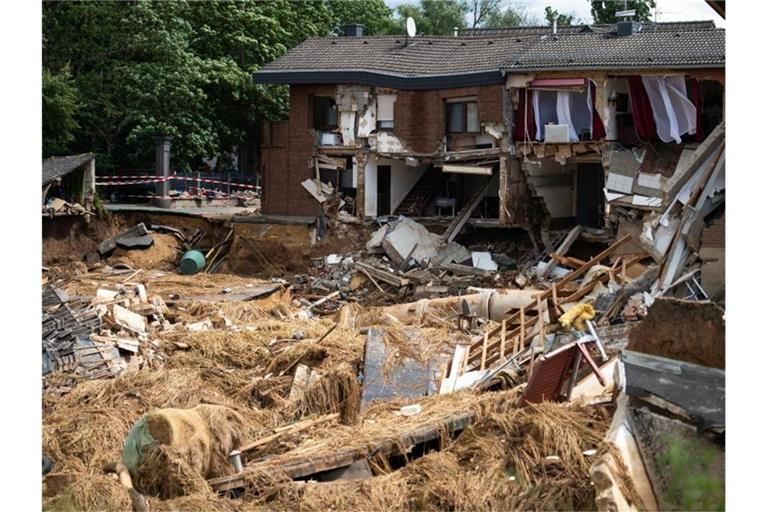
[445,99,480,135]
[313,96,338,131]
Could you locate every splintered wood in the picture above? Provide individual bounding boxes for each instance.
[458,234,640,375]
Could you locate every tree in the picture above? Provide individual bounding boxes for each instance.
[470,0,500,28]
[42,66,80,157]
[544,6,575,27]
[326,0,399,35]
[485,7,540,28]
[395,0,469,36]
[591,0,657,23]
[42,0,335,168]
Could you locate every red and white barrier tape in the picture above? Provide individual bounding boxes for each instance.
[97,175,260,190]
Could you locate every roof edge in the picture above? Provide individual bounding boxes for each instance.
[252,69,504,90]
[501,62,725,73]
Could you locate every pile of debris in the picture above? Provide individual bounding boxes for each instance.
[43,197,91,217]
[42,278,166,394]
[41,134,726,510]
[293,216,507,311]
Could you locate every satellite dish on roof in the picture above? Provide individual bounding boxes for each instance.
[406,17,417,38]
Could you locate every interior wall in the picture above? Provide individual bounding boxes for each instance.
[524,158,576,219]
[364,158,378,217]
[390,159,428,212]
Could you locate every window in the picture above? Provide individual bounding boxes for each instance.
[446,100,480,134]
[376,94,396,130]
[313,96,337,130]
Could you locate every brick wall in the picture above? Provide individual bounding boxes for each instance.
[262,83,505,215]
[394,85,504,153]
[262,85,335,217]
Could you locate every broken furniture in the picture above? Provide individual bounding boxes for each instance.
[518,339,605,405]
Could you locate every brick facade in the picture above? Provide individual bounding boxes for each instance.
[261,85,336,217]
[393,85,504,153]
[261,84,505,216]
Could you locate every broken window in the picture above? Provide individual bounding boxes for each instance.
[377,94,396,131]
[313,96,338,130]
[446,99,480,134]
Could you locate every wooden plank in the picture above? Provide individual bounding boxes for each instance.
[209,412,476,492]
[358,265,385,293]
[354,262,409,288]
[663,123,724,203]
[441,177,495,243]
[465,234,633,372]
[480,332,488,371]
[541,225,583,278]
[239,413,339,454]
[499,319,506,360]
[439,262,493,277]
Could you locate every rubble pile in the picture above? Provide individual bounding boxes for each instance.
[42,146,726,510]
[43,197,91,217]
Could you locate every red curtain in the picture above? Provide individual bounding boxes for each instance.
[627,76,656,142]
[687,78,704,142]
[513,89,536,141]
[590,81,606,140]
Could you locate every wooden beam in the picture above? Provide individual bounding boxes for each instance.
[209,412,475,492]
[541,225,582,278]
[239,414,340,454]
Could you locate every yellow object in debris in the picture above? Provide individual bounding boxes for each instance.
[559,303,595,332]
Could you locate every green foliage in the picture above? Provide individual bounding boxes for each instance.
[544,6,575,27]
[659,435,725,511]
[485,6,540,28]
[469,0,500,28]
[396,0,469,35]
[327,0,399,35]
[42,0,334,168]
[42,66,80,157]
[590,0,657,23]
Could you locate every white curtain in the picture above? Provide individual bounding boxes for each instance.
[533,90,558,140]
[641,75,697,143]
[535,88,592,142]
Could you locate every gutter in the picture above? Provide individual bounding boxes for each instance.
[251,69,504,90]
[500,62,725,73]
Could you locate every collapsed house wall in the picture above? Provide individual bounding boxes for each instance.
[261,83,507,218]
[260,85,334,217]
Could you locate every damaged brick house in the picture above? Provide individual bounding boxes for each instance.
[253,20,724,240]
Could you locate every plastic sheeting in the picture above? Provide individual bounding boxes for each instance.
[641,75,697,144]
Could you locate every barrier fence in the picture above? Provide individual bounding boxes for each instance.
[96,171,261,201]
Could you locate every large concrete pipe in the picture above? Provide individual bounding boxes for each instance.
[379,289,541,325]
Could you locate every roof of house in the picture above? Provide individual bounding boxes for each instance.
[458,20,716,37]
[504,28,725,71]
[42,153,94,186]
[254,35,532,89]
[252,22,724,89]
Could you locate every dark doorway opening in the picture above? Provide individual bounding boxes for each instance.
[377,165,391,216]
[576,162,604,228]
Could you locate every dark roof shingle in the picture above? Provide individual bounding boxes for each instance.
[504,28,725,71]
[259,35,532,77]
[42,153,94,186]
[252,23,724,88]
